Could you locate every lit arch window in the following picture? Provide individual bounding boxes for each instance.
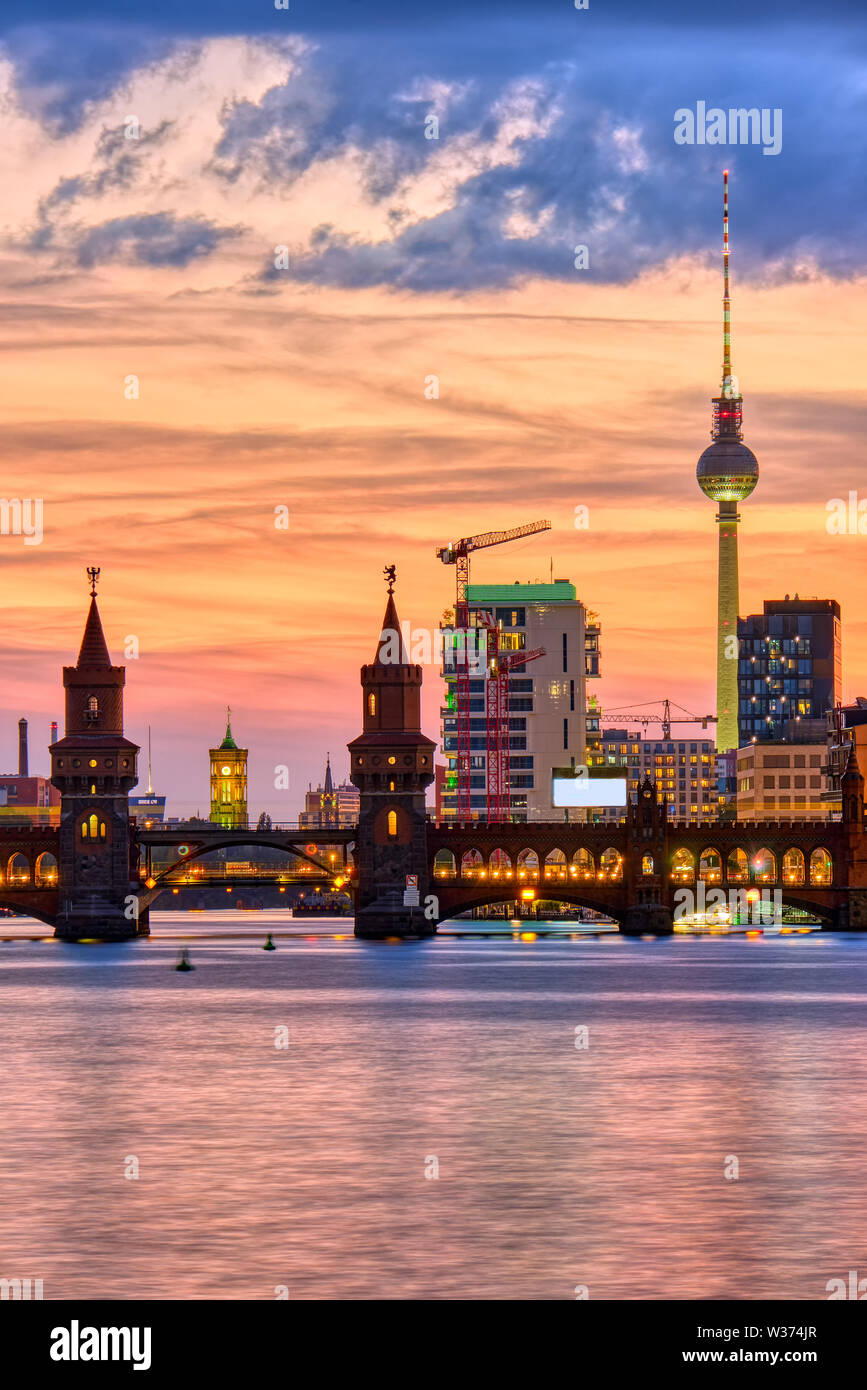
[80,813,106,839]
[88,696,99,713]
[368,693,377,716]
[387,810,398,838]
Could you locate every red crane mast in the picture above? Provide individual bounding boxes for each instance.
[436,520,551,820]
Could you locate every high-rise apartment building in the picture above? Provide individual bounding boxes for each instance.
[737,598,841,745]
[438,580,598,821]
[589,728,717,822]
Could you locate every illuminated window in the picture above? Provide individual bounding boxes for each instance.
[387,811,398,838]
[368,694,376,716]
[88,696,98,713]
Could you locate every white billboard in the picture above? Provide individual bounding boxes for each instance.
[552,776,627,808]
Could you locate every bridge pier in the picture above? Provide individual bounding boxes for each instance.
[354,888,435,940]
[620,903,674,936]
[830,890,867,932]
[55,889,148,941]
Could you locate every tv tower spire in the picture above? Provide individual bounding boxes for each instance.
[696,170,759,754]
[722,168,732,392]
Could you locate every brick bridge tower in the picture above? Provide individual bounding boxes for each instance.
[50,568,142,939]
[623,773,674,935]
[348,567,436,937]
[838,744,867,929]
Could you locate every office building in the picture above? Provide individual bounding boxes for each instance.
[737,597,842,745]
[735,727,828,821]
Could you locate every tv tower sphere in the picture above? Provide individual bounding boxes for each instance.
[696,437,759,502]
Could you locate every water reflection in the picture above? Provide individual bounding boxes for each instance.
[0,913,864,1299]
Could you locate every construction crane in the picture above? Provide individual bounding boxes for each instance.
[437,519,551,820]
[486,645,545,822]
[601,699,717,740]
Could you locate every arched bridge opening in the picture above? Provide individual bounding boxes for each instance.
[135,830,356,910]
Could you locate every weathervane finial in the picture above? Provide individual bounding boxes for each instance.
[86,566,100,597]
[383,563,396,595]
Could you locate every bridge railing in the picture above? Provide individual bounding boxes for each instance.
[142,861,343,881]
[132,820,356,834]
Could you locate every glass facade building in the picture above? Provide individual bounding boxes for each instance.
[737,599,841,746]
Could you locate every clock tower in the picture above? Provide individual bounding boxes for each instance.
[210,710,248,827]
[348,568,436,937]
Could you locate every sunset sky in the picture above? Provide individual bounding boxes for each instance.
[1,0,866,817]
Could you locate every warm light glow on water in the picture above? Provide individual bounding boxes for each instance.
[0,911,865,1299]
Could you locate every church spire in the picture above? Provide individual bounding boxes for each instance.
[324,753,334,794]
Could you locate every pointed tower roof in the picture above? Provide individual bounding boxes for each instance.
[374,588,409,665]
[324,753,334,794]
[219,706,238,750]
[76,596,112,668]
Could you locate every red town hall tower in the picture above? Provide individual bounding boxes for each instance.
[50,570,143,939]
[348,570,436,937]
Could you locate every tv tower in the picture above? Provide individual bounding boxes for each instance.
[696,171,759,753]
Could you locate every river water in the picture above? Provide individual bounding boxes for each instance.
[1,910,865,1300]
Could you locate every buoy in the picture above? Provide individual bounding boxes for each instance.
[175,947,194,971]
[263,933,276,951]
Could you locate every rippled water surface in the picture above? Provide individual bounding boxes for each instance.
[1,911,866,1300]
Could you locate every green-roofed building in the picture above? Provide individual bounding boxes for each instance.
[438,579,601,822]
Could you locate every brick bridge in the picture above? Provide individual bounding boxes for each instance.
[426,785,867,931]
[2,576,867,938]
